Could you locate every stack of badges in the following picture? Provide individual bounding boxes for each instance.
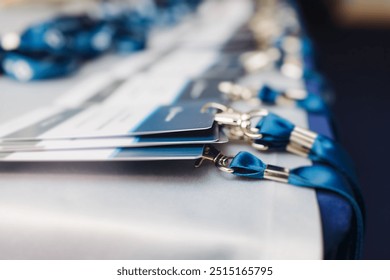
[0,0,246,161]
[0,0,364,259]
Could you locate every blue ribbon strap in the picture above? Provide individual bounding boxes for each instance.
[229,151,364,259]
[255,113,351,170]
[72,22,115,58]
[256,112,294,150]
[258,84,328,114]
[0,0,202,81]
[254,113,364,214]
[1,52,79,81]
[258,85,279,103]
[17,15,94,54]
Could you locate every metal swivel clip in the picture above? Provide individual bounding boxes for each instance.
[201,102,269,150]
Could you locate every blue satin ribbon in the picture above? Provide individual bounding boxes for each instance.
[1,51,79,81]
[17,13,148,55]
[229,151,364,259]
[16,15,92,54]
[153,0,202,25]
[0,1,202,81]
[72,22,116,58]
[1,14,143,80]
[258,84,328,114]
[301,36,316,73]
[254,112,364,213]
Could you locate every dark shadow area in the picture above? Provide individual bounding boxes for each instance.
[296,0,390,259]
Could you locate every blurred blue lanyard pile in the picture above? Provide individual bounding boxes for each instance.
[0,0,202,81]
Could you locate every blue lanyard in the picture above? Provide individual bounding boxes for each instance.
[254,112,364,213]
[228,150,364,259]
[0,1,202,81]
[207,103,364,218]
[16,14,95,54]
[258,84,328,114]
[0,15,137,81]
[1,51,79,81]
[196,145,364,259]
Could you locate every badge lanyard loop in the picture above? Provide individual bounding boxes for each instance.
[230,151,364,260]
[196,145,364,259]
[204,103,364,214]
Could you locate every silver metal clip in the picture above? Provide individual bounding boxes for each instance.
[273,88,308,107]
[194,145,234,173]
[240,48,281,73]
[218,81,256,101]
[201,102,268,142]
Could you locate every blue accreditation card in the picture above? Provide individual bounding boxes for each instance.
[0,124,227,153]
[0,100,216,141]
[175,78,227,103]
[0,144,207,162]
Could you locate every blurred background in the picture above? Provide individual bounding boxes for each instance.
[295,0,390,259]
[1,0,389,259]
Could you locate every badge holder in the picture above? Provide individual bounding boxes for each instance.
[200,102,316,157]
[199,102,363,214]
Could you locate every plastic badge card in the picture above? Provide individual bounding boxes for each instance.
[0,144,208,162]
[0,0,254,161]
[0,124,227,153]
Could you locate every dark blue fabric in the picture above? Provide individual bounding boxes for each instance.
[285,0,357,258]
[316,190,354,259]
[307,110,357,259]
[301,36,315,72]
[289,165,363,259]
[296,92,328,114]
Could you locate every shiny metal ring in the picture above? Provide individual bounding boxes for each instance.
[216,156,234,174]
[241,109,268,139]
[201,102,228,114]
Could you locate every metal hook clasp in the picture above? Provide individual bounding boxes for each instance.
[194,145,234,173]
[218,81,256,101]
[201,102,269,143]
[240,48,281,73]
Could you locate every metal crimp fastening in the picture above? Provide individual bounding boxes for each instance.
[264,165,290,183]
[286,126,318,157]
